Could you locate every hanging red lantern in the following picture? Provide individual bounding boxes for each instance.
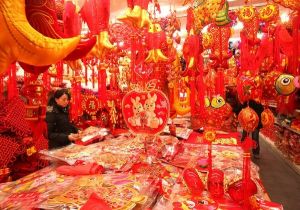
[261,108,275,128]
[238,107,259,132]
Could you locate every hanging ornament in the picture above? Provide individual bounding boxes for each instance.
[145,22,168,63]
[261,108,275,128]
[122,84,170,135]
[82,94,100,117]
[275,74,298,96]
[258,3,279,22]
[238,107,259,132]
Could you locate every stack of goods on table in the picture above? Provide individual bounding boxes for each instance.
[0,130,283,209]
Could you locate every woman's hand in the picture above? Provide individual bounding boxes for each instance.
[68,133,80,142]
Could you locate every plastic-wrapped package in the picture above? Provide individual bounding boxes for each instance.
[40,144,94,165]
[40,173,159,210]
[0,166,74,209]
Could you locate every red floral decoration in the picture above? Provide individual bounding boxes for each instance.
[238,107,259,132]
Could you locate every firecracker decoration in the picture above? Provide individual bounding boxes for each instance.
[122,81,169,135]
[82,94,100,117]
[238,107,259,133]
[107,100,117,129]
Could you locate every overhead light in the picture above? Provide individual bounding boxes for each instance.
[280,13,289,23]
[233,21,244,30]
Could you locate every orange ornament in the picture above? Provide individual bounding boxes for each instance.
[261,108,275,128]
[238,107,259,132]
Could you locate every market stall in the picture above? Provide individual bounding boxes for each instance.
[0,0,299,209]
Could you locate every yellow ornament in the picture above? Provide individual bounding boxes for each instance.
[0,0,80,75]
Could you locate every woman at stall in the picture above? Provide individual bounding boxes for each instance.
[46,89,80,149]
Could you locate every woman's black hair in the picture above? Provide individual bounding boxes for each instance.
[47,89,71,106]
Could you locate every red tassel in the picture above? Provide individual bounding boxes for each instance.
[189,71,196,115]
[186,8,194,32]
[196,58,205,115]
[0,76,3,101]
[8,63,17,100]
[215,69,225,98]
[290,15,299,75]
[98,66,107,103]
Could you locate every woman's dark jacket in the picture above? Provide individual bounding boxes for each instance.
[45,104,78,149]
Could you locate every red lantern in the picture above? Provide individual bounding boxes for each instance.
[238,107,259,132]
[261,109,275,128]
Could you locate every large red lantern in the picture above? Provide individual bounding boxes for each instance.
[238,107,259,132]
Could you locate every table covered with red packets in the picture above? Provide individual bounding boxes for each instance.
[0,128,283,210]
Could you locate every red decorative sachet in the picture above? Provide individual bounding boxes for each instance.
[56,163,105,176]
[183,168,204,196]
